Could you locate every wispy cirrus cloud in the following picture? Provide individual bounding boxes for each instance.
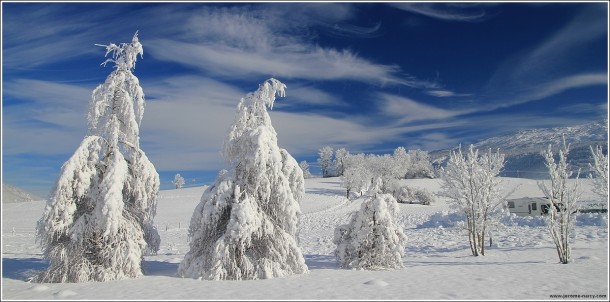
[144,4,438,89]
[147,39,411,86]
[480,4,607,111]
[425,90,472,98]
[378,93,465,125]
[388,3,488,22]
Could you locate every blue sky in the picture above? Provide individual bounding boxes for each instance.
[2,1,608,196]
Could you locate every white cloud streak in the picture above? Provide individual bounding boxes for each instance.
[425,90,472,98]
[146,39,412,86]
[379,93,465,125]
[388,3,487,22]
[481,5,607,111]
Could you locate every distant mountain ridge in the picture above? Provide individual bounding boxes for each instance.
[431,120,608,179]
[2,183,43,203]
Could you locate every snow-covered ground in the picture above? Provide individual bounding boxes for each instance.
[2,177,608,300]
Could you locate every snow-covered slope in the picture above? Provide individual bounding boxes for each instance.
[432,120,608,179]
[2,184,43,203]
[2,177,607,300]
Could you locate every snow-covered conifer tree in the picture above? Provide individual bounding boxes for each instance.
[538,137,582,264]
[589,145,608,200]
[35,32,160,283]
[178,78,308,280]
[318,146,334,178]
[173,173,186,189]
[439,145,505,256]
[334,183,407,270]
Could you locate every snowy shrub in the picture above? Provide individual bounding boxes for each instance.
[34,32,160,283]
[178,78,308,280]
[413,188,436,205]
[416,211,465,229]
[393,185,436,205]
[334,191,407,270]
[499,213,547,227]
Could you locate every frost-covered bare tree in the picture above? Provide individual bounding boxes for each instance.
[334,183,407,270]
[299,160,312,179]
[439,145,505,256]
[35,32,160,283]
[406,149,435,179]
[589,145,608,200]
[342,153,371,199]
[178,78,308,280]
[334,148,349,177]
[172,173,186,189]
[538,137,582,264]
[368,154,402,194]
[393,146,410,179]
[318,146,334,178]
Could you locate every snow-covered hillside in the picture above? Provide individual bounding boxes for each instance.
[2,177,608,300]
[2,184,42,204]
[431,120,608,179]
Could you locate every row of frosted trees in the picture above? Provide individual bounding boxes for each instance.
[35,33,405,283]
[35,33,607,284]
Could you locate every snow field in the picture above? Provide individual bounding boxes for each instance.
[2,177,608,300]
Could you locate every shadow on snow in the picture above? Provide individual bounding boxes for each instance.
[142,260,180,277]
[2,257,48,281]
[304,254,337,270]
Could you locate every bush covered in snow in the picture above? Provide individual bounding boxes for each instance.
[334,190,407,270]
[392,185,436,205]
[178,78,308,280]
[416,211,466,229]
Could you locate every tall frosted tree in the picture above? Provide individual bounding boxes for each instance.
[178,78,308,280]
[334,148,349,176]
[34,32,160,283]
[538,137,582,264]
[589,145,608,200]
[439,145,505,257]
[318,146,334,177]
[299,160,312,179]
